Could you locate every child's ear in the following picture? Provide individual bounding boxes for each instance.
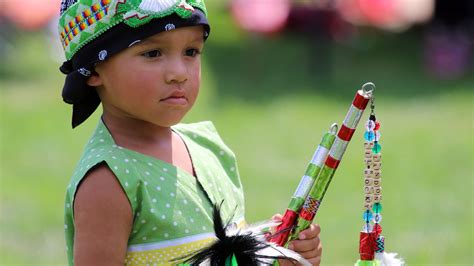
[86,72,102,87]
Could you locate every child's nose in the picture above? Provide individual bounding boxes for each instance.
[165,58,188,84]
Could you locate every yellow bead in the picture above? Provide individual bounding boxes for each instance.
[364,169,374,176]
[373,171,382,179]
[373,154,382,162]
[374,195,382,202]
[364,186,375,194]
[364,142,375,149]
[365,150,372,158]
[364,178,373,186]
[365,194,374,203]
[373,179,381,187]
[374,187,382,195]
[372,162,381,170]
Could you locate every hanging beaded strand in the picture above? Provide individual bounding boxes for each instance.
[359,94,384,261]
[356,85,404,266]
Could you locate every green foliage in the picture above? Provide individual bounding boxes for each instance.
[1,19,473,265]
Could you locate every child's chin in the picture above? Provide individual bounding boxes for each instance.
[153,117,185,127]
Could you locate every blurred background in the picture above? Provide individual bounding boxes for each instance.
[1,0,473,264]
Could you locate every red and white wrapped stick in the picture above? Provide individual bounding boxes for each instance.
[273,83,374,246]
[324,85,373,170]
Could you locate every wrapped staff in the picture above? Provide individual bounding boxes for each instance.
[291,84,374,241]
[272,83,374,246]
[183,83,382,266]
[270,124,338,246]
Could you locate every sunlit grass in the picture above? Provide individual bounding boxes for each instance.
[2,77,472,264]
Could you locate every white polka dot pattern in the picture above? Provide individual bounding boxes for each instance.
[64,120,245,265]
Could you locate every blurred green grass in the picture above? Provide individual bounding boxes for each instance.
[1,8,473,265]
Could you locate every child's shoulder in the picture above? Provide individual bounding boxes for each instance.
[172,120,218,137]
[172,120,228,146]
[65,121,131,195]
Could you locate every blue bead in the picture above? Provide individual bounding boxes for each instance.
[363,210,373,222]
[364,131,375,141]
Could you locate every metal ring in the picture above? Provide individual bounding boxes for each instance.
[329,123,338,135]
[362,82,376,93]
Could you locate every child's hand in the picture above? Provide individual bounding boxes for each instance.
[272,214,323,266]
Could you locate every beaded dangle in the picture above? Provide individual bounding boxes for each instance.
[360,94,384,260]
[356,91,404,266]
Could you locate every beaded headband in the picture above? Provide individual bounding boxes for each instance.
[58,0,210,128]
[59,0,207,60]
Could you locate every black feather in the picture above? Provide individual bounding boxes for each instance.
[180,202,298,266]
[212,201,227,241]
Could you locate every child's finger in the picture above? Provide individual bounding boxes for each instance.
[307,256,322,266]
[269,214,283,234]
[271,213,283,222]
[298,224,321,240]
[297,240,322,259]
[288,236,320,253]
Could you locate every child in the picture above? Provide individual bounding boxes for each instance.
[58,0,322,265]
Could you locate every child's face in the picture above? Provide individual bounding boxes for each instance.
[90,26,204,127]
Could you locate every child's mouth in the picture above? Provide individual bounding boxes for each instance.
[160,96,187,105]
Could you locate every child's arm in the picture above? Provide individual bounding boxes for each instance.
[73,163,133,265]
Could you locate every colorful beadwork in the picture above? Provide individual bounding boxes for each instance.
[272,85,373,247]
[372,202,382,212]
[58,0,208,60]
[60,0,111,49]
[364,131,375,141]
[375,236,385,253]
[359,89,385,260]
[363,209,372,222]
[356,88,404,264]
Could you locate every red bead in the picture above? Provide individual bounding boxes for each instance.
[374,224,383,236]
[374,121,381,131]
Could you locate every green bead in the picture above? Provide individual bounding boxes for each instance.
[373,202,383,213]
[355,260,381,266]
[372,142,382,154]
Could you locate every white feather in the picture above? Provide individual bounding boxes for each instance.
[220,220,310,266]
[375,252,405,266]
[225,220,281,238]
[256,243,312,266]
[198,258,210,266]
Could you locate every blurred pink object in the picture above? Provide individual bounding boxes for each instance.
[357,0,400,27]
[1,0,61,30]
[231,0,290,34]
[337,0,434,31]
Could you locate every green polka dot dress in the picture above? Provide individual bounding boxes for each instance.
[64,119,246,265]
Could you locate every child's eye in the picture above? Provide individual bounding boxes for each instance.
[142,50,161,58]
[185,48,201,57]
